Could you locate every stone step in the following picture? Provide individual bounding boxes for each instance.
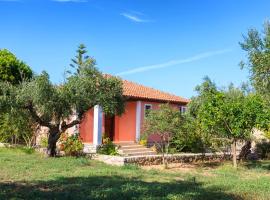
[118,143,156,156]
[114,142,136,145]
[119,145,146,149]
[116,142,156,156]
[120,147,149,151]
[122,148,154,154]
[126,151,157,156]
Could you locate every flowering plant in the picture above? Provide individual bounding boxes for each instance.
[59,133,83,156]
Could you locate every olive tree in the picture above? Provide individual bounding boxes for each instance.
[240,21,270,103]
[0,45,124,156]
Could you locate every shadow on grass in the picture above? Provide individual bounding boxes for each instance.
[194,161,224,169]
[0,176,242,200]
[244,160,270,170]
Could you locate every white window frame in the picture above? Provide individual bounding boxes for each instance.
[180,106,187,114]
[144,104,153,117]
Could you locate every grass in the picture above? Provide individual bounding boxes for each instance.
[1,148,270,200]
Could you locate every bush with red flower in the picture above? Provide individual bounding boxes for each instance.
[59,133,84,156]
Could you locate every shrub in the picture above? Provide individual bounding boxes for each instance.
[97,137,118,155]
[40,136,48,148]
[102,135,111,144]
[0,112,36,147]
[20,147,35,154]
[255,141,270,159]
[139,139,147,146]
[265,130,270,140]
[59,133,84,156]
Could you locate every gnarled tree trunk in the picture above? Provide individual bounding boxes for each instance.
[46,120,80,157]
[47,127,61,157]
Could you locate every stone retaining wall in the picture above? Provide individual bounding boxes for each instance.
[124,153,231,166]
[93,153,231,166]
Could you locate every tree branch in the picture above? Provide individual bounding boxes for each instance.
[61,119,81,133]
[223,119,233,135]
[24,103,51,128]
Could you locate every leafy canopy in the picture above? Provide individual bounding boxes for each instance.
[143,104,182,141]
[240,21,270,101]
[0,44,125,156]
[190,77,270,142]
[0,49,32,84]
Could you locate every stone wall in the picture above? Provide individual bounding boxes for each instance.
[83,143,98,153]
[124,153,231,166]
[93,153,231,166]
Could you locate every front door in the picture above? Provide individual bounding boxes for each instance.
[104,116,115,141]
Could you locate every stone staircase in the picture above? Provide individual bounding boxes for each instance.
[114,142,156,157]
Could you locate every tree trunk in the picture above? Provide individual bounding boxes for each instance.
[232,139,237,168]
[162,151,166,169]
[47,129,60,157]
[162,140,168,169]
[165,141,170,169]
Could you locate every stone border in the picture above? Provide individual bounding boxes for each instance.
[0,143,10,148]
[93,154,125,166]
[93,153,231,166]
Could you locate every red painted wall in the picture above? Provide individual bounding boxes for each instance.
[79,109,94,143]
[114,101,137,142]
[79,100,187,144]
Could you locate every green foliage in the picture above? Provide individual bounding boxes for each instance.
[40,136,48,148]
[190,77,270,167]
[59,133,84,156]
[143,104,182,146]
[171,115,206,153]
[143,104,184,167]
[265,130,270,139]
[68,44,96,76]
[143,104,206,154]
[97,137,118,155]
[0,112,36,147]
[240,21,270,101]
[0,49,33,84]
[190,77,269,142]
[139,139,147,146]
[255,141,270,159]
[19,147,35,154]
[0,44,125,156]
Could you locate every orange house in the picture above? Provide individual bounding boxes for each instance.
[79,79,189,153]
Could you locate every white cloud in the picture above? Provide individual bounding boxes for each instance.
[121,13,151,23]
[116,49,233,76]
[52,0,88,2]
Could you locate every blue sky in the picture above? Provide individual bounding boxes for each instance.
[0,0,269,98]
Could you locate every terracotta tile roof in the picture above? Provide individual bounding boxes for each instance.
[104,74,189,104]
[122,79,189,104]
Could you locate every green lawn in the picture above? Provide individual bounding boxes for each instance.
[1,148,270,200]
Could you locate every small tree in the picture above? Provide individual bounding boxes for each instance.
[0,49,35,147]
[193,78,270,168]
[0,111,37,147]
[0,45,125,156]
[171,114,207,153]
[143,104,183,168]
[0,49,32,84]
